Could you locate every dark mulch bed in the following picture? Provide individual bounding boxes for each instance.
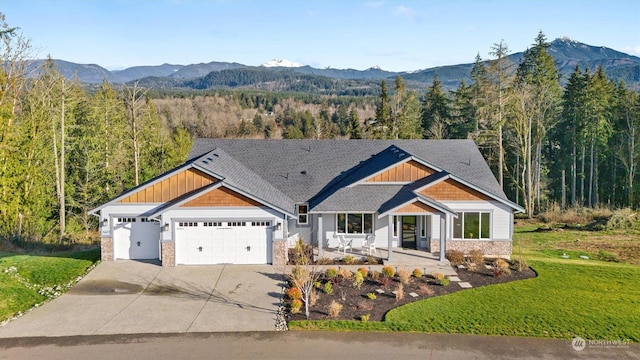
[286,261,537,322]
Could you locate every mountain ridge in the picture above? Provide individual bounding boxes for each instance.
[27,38,640,91]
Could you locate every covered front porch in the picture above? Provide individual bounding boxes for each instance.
[312,247,454,275]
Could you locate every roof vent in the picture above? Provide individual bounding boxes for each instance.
[399,153,405,157]
[301,170,307,175]
[206,157,214,161]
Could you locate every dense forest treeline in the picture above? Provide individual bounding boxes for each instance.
[0,14,638,247]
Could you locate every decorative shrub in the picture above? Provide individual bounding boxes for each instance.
[446,250,465,265]
[290,299,302,314]
[337,268,353,280]
[431,272,445,281]
[367,292,377,300]
[381,265,396,278]
[493,258,511,277]
[412,268,423,278]
[468,249,485,265]
[394,283,404,301]
[316,257,333,265]
[328,300,343,317]
[288,238,313,265]
[440,276,450,286]
[360,314,370,322]
[397,268,411,285]
[285,287,302,300]
[357,267,369,277]
[369,270,380,280]
[365,256,378,264]
[325,267,338,279]
[353,271,364,289]
[323,281,334,294]
[314,281,322,289]
[513,256,529,272]
[343,255,356,265]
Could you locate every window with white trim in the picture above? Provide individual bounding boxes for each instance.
[337,213,373,234]
[296,203,308,225]
[453,212,491,239]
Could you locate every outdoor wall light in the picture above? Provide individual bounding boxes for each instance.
[275,222,281,230]
[162,223,170,232]
[101,218,108,226]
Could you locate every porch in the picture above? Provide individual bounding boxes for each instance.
[313,247,455,276]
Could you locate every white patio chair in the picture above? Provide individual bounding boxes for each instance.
[361,234,377,255]
[337,235,352,255]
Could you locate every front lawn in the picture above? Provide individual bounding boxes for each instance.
[0,248,100,321]
[290,259,640,341]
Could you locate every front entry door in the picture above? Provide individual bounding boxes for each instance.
[401,216,417,249]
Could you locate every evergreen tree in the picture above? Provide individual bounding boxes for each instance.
[421,74,451,139]
[373,80,391,138]
[348,108,362,139]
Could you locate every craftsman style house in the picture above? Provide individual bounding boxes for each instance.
[90,139,524,266]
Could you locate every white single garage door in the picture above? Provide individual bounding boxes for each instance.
[113,217,161,260]
[175,220,270,265]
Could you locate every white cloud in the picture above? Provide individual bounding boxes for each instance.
[628,45,640,56]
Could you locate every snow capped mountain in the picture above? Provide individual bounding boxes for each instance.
[261,59,303,68]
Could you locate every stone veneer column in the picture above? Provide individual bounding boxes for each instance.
[161,241,175,267]
[447,240,512,258]
[101,238,113,261]
[272,239,288,266]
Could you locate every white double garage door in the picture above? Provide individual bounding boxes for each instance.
[175,220,271,265]
[113,218,271,265]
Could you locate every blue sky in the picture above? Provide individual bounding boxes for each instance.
[3,0,639,71]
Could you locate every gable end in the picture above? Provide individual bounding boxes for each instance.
[119,168,217,203]
[420,178,492,201]
[180,187,262,207]
[365,160,436,183]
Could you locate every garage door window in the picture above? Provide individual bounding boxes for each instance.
[118,217,137,223]
[252,221,271,226]
[203,222,222,227]
[229,221,246,227]
[179,222,198,227]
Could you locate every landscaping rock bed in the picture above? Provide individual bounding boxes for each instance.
[286,260,537,322]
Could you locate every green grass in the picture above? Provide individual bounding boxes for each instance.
[290,260,640,341]
[290,223,640,341]
[0,248,100,321]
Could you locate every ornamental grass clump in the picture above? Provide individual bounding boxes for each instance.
[397,268,411,285]
[328,300,343,318]
[446,250,465,265]
[394,283,404,302]
[493,258,511,277]
[468,249,485,265]
[412,268,423,278]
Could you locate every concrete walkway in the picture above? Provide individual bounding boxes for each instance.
[0,261,285,338]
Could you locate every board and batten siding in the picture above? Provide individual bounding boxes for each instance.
[420,179,492,201]
[365,160,435,183]
[119,168,217,203]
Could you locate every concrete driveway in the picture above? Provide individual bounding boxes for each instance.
[0,261,285,338]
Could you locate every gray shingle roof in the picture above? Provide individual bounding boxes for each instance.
[188,139,516,214]
[192,148,295,215]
